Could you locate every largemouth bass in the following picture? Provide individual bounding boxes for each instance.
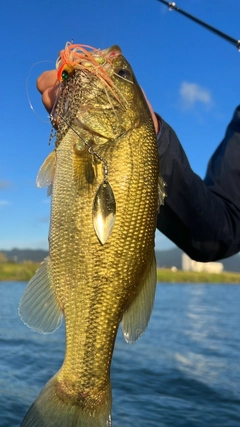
[19,43,165,426]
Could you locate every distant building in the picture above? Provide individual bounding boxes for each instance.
[182,253,223,274]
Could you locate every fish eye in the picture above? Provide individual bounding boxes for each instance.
[116,68,132,80]
[62,70,70,80]
[58,63,75,82]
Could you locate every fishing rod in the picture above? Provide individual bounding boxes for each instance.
[157,0,240,50]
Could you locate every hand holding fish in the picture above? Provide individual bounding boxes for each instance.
[37,70,59,113]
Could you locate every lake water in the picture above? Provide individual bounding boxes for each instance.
[0,282,240,426]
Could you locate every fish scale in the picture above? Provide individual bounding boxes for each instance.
[19,43,164,426]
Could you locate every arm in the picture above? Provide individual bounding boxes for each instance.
[157,107,240,261]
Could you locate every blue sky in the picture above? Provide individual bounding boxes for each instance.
[1,0,240,251]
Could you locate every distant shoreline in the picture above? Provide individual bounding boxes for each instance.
[157,268,240,284]
[0,262,240,283]
[0,261,39,282]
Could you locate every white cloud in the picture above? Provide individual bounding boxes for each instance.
[179,81,212,109]
[0,200,10,207]
[42,198,51,204]
[0,180,11,189]
[37,216,50,223]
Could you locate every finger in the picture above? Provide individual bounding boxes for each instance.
[37,70,58,94]
[42,85,59,113]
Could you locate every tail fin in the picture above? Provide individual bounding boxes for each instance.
[21,376,112,427]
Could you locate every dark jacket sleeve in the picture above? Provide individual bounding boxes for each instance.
[156,106,240,262]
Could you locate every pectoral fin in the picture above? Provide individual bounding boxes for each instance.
[158,174,167,210]
[18,257,62,334]
[36,150,56,190]
[122,251,157,343]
